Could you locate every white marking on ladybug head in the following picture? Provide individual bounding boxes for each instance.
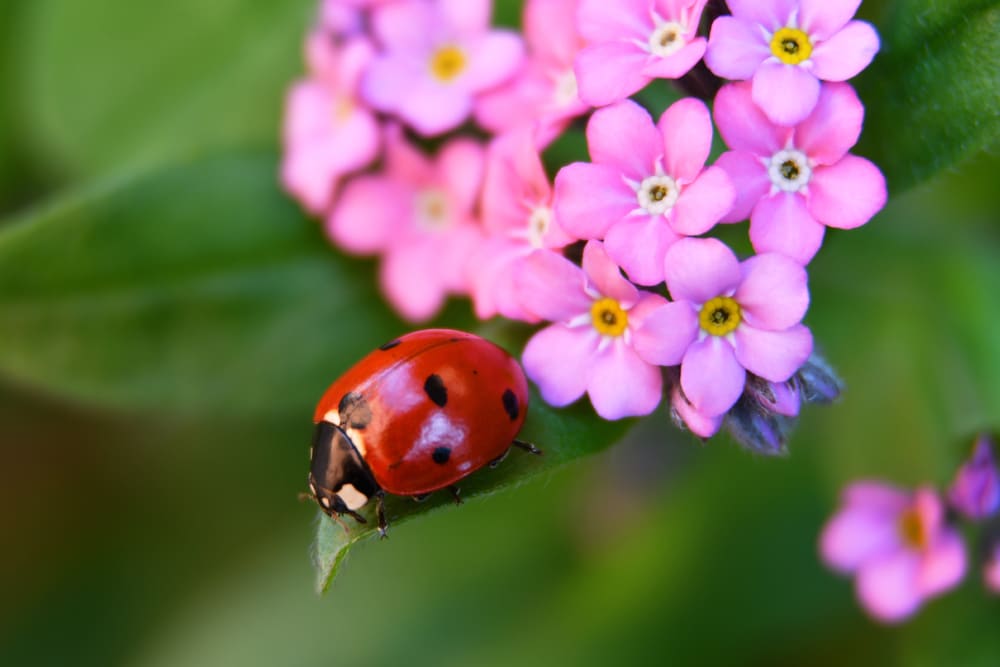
[323,409,341,426]
[309,482,318,497]
[346,428,368,457]
[320,495,332,509]
[337,483,370,511]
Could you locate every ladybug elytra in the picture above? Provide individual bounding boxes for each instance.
[307,329,539,536]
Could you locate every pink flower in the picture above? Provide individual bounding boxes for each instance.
[985,543,1000,594]
[705,0,880,126]
[670,383,723,438]
[947,434,1000,521]
[475,0,589,146]
[820,483,967,623]
[713,81,886,264]
[328,128,485,322]
[361,0,524,136]
[574,0,709,107]
[470,130,575,322]
[281,35,380,214]
[515,241,666,420]
[554,98,734,285]
[633,237,812,417]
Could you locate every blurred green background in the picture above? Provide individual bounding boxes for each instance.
[1,0,999,665]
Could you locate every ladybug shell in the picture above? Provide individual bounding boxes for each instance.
[313,329,529,497]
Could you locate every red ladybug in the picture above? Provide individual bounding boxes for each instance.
[308,329,539,536]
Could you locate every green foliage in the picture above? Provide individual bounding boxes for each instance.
[857,0,1000,191]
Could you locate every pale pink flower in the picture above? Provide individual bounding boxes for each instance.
[705,0,880,126]
[476,0,589,146]
[574,0,709,107]
[633,237,812,417]
[554,98,734,285]
[281,35,380,215]
[713,81,886,264]
[328,128,485,322]
[821,483,967,623]
[361,0,524,136]
[470,130,575,322]
[515,241,666,420]
[947,434,1000,521]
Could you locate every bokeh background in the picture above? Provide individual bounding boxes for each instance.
[2,0,999,665]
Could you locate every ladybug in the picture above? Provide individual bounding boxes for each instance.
[307,329,540,536]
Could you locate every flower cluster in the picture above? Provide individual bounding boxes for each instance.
[280,0,886,450]
[821,434,1000,623]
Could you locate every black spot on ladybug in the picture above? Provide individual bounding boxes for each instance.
[432,447,451,464]
[378,338,401,351]
[449,337,460,342]
[338,392,372,429]
[502,389,519,421]
[424,374,448,407]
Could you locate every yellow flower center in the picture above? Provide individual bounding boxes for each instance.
[591,298,628,337]
[699,297,742,336]
[770,27,813,65]
[429,46,467,82]
[897,509,929,550]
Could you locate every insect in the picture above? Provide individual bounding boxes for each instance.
[307,329,540,536]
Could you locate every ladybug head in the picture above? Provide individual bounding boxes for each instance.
[308,421,380,523]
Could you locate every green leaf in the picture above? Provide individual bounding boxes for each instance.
[857,0,1000,191]
[0,151,630,590]
[18,0,313,176]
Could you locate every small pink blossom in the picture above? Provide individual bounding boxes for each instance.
[574,0,709,107]
[281,35,380,215]
[470,130,575,322]
[985,543,1000,594]
[820,483,967,623]
[947,434,1000,521]
[361,0,525,136]
[476,0,589,146]
[633,237,812,417]
[554,98,734,285]
[705,0,880,126]
[328,128,484,322]
[713,81,886,264]
[515,241,666,420]
[670,384,723,438]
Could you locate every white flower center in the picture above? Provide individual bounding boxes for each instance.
[526,206,553,248]
[415,189,451,231]
[552,69,579,107]
[648,21,687,58]
[637,175,680,215]
[767,149,812,193]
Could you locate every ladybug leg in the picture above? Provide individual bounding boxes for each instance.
[376,492,389,540]
[448,485,463,505]
[512,439,543,456]
[488,448,510,469]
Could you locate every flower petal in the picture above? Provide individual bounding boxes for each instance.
[704,16,770,80]
[714,151,770,222]
[917,530,967,597]
[725,0,797,30]
[659,97,713,182]
[735,253,810,329]
[380,239,448,322]
[439,0,492,34]
[525,0,581,66]
[396,77,473,136]
[587,339,663,419]
[734,323,813,382]
[713,82,786,155]
[671,166,735,236]
[469,239,535,321]
[577,0,650,42]
[604,215,679,287]
[856,551,924,623]
[372,1,433,49]
[749,193,826,264]
[523,325,598,406]
[437,138,486,215]
[752,62,821,127]
[680,336,746,416]
[670,385,723,437]
[810,21,880,81]
[582,240,640,305]
[553,162,636,239]
[820,502,905,574]
[514,249,591,322]
[799,0,862,39]
[633,301,700,366]
[808,155,887,229]
[327,176,405,253]
[663,237,742,304]
[640,39,706,79]
[587,100,661,180]
[463,31,526,92]
[574,42,652,107]
[793,82,864,165]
